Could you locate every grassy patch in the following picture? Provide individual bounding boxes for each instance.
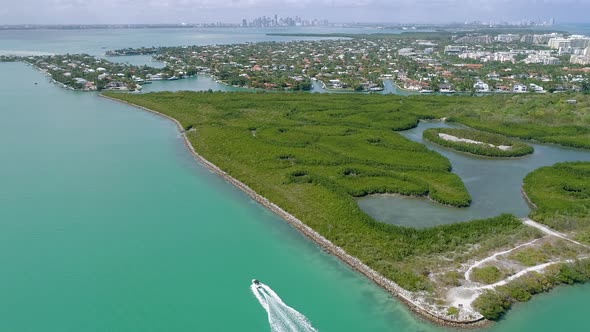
[447,306,460,317]
[509,247,549,266]
[471,266,504,284]
[508,242,580,266]
[439,271,462,286]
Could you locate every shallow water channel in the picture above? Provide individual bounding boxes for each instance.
[357,120,590,228]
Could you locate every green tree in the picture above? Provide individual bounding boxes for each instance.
[473,290,511,320]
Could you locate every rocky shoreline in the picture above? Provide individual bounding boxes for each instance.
[100,94,488,329]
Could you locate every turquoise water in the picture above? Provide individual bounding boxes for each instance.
[2,27,590,331]
[1,62,437,332]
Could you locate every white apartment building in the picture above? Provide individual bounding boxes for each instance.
[473,81,490,92]
[513,84,528,93]
[549,36,590,49]
[524,54,560,65]
[570,54,590,65]
[548,38,571,49]
[496,34,520,43]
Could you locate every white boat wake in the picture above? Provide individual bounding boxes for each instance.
[251,280,318,332]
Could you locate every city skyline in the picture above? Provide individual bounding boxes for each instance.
[3,0,590,25]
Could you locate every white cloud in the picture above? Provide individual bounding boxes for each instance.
[1,0,589,24]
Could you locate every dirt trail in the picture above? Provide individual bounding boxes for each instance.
[464,239,541,281]
[521,218,589,249]
[449,219,589,312]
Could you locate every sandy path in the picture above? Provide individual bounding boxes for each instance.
[464,238,542,281]
[522,218,589,249]
[477,257,588,290]
[450,255,590,312]
[449,219,590,311]
[438,133,512,151]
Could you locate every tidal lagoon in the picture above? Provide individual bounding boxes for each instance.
[358,121,590,228]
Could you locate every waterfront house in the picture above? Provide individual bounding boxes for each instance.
[83,82,97,91]
[529,83,545,93]
[473,80,489,92]
[105,81,128,91]
[513,84,528,93]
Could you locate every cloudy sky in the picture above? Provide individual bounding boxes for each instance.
[3,0,590,25]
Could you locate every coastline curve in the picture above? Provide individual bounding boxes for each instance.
[99,93,488,329]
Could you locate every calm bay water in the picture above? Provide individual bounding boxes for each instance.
[1,28,590,331]
[312,79,413,95]
[0,27,373,57]
[554,23,590,35]
[140,75,243,93]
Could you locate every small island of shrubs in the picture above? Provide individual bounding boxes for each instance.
[423,128,534,157]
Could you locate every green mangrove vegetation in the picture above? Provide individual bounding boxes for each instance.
[473,260,590,320]
[523,162,590,232]
[106,91,548,293]
[422,128,534,157]
[444,94,590,149]
[471,161,590,320]
[106,91,590,322]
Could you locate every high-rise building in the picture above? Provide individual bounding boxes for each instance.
[453,35,493,44]
[496,34,520,43]
[548,38,571,49]
[520,35,534,44]
[241,15,328,28]
[549,36,590,50]
[571,38,590,48]
[570,54,590,65]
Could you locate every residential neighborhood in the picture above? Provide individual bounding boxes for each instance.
[2,30,589,93]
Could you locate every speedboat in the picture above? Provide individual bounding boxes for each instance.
[252,279,262,288]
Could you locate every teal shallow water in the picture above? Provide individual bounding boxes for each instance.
[3,60,590,332]
[0,62,438,331]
